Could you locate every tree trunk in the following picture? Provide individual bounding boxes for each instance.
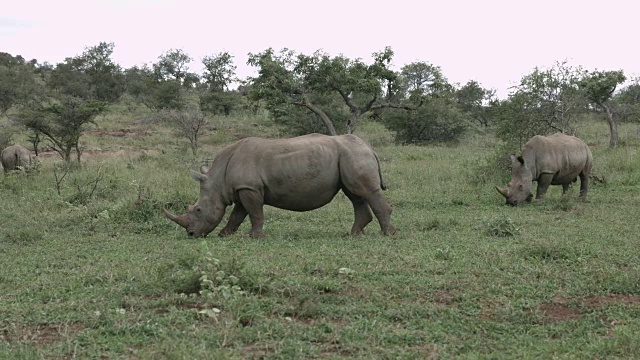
[346,111,360,134]
[602,103,617,148]
[75,142,82,163]
[299,100,337,136]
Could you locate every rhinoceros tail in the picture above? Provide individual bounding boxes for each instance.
[374,152,387,190]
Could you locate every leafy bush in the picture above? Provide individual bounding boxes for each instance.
[381,98,469,144]
[472,142,517,185]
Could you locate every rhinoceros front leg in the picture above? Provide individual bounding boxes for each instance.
[218,203,248,237]
[343,189,373,235]
[535,173,554,201]
[238,189,265,238]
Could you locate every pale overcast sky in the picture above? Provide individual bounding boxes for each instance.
[2,0,638,98]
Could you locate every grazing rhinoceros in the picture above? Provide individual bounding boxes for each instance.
[163,133,397,237]
[1,144,32,173]
[496,133,593,206]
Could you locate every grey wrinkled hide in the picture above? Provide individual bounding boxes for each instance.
[1,145,32,172]
[164,134,397,237]
[496,133,593,206]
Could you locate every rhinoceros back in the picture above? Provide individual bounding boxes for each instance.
[524,133,592,183]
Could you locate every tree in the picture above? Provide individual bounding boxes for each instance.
[17,96,106,162]
[247,47,414,135]
[614,77,640,123]
[199,52,240,116]
[454,80,495,127]
[579,70,626,148]
[161,105,208,156]
[16,43,120,162]
[126,49,199,111]
[201,51,236,92]
[153,49,197,85]
[400,61,451,100]
[495,61,587,149]
[72,42,125,102]
[0,53,40,117]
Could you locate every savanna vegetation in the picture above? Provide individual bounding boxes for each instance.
[1,43,640,358]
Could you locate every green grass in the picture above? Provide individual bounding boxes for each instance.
[2,111,640,358]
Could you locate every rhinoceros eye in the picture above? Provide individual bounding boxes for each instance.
[196,207,201,212]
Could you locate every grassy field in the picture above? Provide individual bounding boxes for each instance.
[2,107,640,359]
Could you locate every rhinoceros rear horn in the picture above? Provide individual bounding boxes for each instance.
[190,170,208,182]
[163,208,189,228]
[495,186,509,198]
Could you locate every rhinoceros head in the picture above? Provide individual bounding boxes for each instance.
[163,166,226,237]
[496,155,533,206]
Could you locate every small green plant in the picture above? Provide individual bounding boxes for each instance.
[486,216,520,237]
[195,242,246,302]
[434,246,454,260]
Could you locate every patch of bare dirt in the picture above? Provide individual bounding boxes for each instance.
[538,294,640,323]
[430,290,458,307]
[1,323,85,345]
[86,128,149,137]
[538,303,582,323]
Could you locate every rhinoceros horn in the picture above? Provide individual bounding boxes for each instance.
[163,208,189,228]
[495,186,509,198]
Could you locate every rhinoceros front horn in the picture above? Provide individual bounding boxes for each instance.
[163,208,189,228]
[495,186,509,198]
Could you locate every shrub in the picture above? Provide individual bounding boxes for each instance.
[381,98,469,144]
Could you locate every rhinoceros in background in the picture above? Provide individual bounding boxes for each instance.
[1,144,32,173]
[496,133,593,206]
[164,133,397,237]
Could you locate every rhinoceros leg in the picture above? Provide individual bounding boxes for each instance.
[238,189,265,238]
[535,174,554,201]
[342,188,373,235]
[362,192,396,236]
[562,183,570,195]
[578,172,589,201]
[218,203,248,237]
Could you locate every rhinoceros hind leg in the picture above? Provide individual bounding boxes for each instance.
[578,171,589,201]
[342,188,373,236]
[562,183,570,195]
[362,191,396,236]
[238,189,265,238]
[218,203,248,237]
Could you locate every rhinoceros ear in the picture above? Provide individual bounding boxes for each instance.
[200,165,210,174]
[190,170,208,182]
[510,154,524,166]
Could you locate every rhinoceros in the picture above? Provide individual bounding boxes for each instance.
[1,144,32,173]
[496,133,593,206]
[163,133,397,237]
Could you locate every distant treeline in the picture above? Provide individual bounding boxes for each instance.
[1,43,639,161]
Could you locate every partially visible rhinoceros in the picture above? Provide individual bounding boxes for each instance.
[496,133,593,206]
[164,133,397,237]
[1,144,32,173]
